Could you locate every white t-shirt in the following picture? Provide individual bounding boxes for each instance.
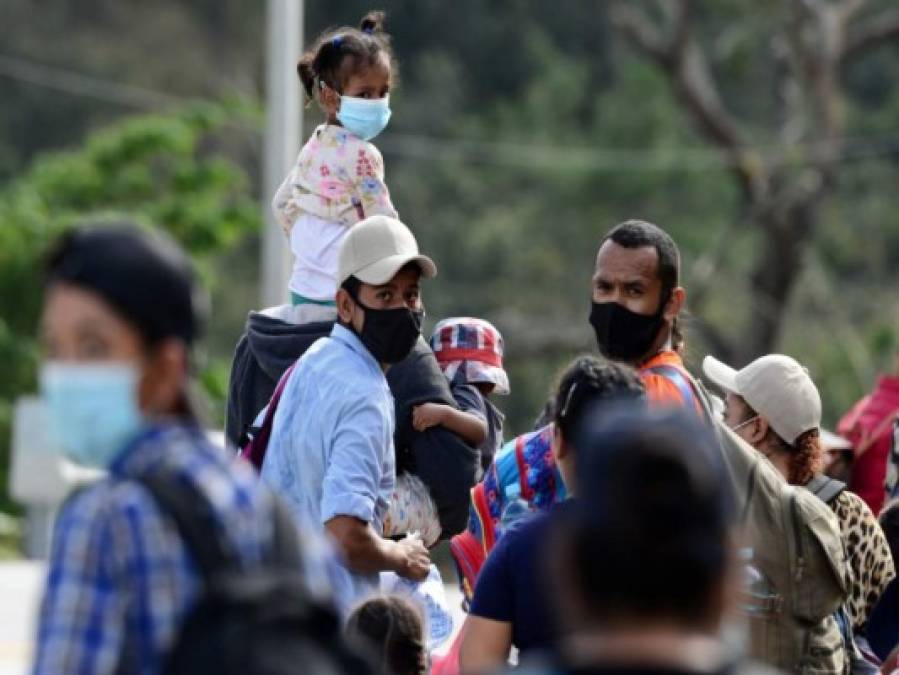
[288,212,349,301]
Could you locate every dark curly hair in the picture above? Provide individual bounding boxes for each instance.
[551,355,646,441]
[297,10,395,100]
[345,596,426,675]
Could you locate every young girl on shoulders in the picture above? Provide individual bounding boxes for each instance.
[273,11,398,323]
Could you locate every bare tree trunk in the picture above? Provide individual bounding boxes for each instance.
[610,0,895,361]
[743,201,816,362]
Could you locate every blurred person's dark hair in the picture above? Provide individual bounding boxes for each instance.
[43,222,209,418]
[345,596,426,675]
[549,355,646,440]
[879,498,899,566]
[44,222,206,348]
[297,11,395,100]
[553,407,735,631]
[602,219,684,352]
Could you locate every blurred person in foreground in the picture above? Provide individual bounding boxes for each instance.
[838,354,899,514]
[515,407,747,675]
[704,354,895,635]
[32,224,313,674]
[459,357,646,674]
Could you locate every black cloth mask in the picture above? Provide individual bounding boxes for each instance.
[351,295,423,365]
[589,297,668,363]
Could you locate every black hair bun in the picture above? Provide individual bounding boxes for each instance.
[359,10,385,34]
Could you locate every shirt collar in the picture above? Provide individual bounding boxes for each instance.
[330,323,383,376]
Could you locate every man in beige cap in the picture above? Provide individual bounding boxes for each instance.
[703,353,895,633]
[260,215,437,614]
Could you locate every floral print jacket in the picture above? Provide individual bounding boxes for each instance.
[272,123,398,232]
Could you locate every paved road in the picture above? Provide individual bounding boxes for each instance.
[0,560,466,674]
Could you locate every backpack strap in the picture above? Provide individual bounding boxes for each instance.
[138,470,302,579]
[645,364,710,422]
[805,475,847,506]
[240,361,297,470]
[136,470,237,580]
[268,496,304,570]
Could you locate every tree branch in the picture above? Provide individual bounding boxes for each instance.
[610,0,769,205]
[842,8,899,63]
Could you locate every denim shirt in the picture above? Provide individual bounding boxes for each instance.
[260,323,396,612]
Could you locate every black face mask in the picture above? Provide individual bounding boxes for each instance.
[589,298,667,363]
[352,297,423,365]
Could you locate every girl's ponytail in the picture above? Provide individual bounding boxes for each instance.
[297,53,317,99]
[359,10,386,35]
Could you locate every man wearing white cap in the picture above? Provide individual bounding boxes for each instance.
[703,353,895,633]
[261,215,437,613]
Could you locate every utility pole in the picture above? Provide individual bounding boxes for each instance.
[261,0,302,307]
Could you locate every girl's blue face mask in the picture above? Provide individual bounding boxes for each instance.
[40,362,145,469]
[336,94,391,141]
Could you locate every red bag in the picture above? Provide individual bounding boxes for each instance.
[239,363,296,471]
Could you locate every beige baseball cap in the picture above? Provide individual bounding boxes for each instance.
[337,215,437,286]
[702,353,821,445]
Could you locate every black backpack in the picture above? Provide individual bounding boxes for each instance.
[136,470,373,675]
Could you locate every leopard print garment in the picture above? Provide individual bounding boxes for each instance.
[831,489,895,631]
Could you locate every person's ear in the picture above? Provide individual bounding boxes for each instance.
[138,339,187,417]
[748,416,769,446]
[336,288,355,324]
[319,83,340,116]
[552,424,568,461]
[664,286,686,322]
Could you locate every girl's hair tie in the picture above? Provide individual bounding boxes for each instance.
[362,25,374,35]
[331,35,343,47]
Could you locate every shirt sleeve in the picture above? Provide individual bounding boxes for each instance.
[33,490,125,675]
[452,384,488,421]
[836,491,896,631]
[351,142,398,221]
[641,371,695,412]
[469,525,515,622]
[271,155,304,235]
[321,395,391,525]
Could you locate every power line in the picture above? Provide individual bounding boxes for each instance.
[0,53,184,109]
[2,52,898,173]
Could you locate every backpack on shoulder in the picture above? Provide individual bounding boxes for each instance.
[683,373,851,674]
[137,469,372,675]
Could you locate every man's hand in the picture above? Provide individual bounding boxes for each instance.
[394,536,431,581]
[412,403,449,432]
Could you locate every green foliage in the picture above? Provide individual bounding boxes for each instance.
[0,102,261,513]
[2,0,898,497]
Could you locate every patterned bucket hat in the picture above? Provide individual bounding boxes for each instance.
[429,317,509,395]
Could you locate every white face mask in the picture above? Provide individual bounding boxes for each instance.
[730,415,759,435]
[40,362,145,469]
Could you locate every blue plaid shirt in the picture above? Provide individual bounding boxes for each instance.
[32,423,288,675]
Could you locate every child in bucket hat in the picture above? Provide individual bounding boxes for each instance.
[414,317,508,471]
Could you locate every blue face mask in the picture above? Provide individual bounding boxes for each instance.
[337,95,391,141]
[40,362,145,469]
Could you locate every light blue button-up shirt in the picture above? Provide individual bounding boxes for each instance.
[260,323,395,612]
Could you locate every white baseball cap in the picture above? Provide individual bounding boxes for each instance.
[337,215,437,286]
[702,354,821,445]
